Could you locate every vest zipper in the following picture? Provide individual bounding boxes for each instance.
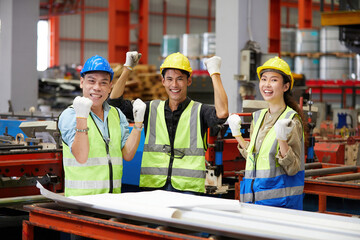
[107,152,113,193]
[251,153,257,203]
[90,113,114,193]
[167,148,174,183]
[251,179,255,203]
[167,111,175,184]
[104,121,113,194]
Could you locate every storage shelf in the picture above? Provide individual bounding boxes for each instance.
[281,52,356,58]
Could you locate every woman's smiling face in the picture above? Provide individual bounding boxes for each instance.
[259,71,289,104]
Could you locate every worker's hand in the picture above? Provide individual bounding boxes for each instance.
[274,119,295,141]
[124,51,142,70]
[204,56,221,77]
[132,98,146,123]
[73,96,93,119]
[227,114,242,137]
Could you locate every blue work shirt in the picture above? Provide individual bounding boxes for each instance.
[58,101,130,152]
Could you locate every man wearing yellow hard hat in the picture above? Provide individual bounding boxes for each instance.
[109,51,229,194]
[227,56,306,210]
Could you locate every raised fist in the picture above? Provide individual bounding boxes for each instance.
[274,119,295,141]
[132,98,146,123]
[124,51,142,70]
[227,114,242,137]
[204,56,221,76]
[73,96,93,118]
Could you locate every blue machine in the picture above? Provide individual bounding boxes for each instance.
[122,127,145,186]
[0,119,29,138]
[0,120,144,187]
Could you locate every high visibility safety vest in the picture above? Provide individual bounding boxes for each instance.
[62,106,123,197]
[140,100,206,193]
[240,106,305,210]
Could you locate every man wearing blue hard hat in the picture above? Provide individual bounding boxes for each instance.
[58,55,146,197]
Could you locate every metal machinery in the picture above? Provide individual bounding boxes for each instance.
[205,113,250,195]
[0,113,64,200]
[0,112,64,240]
[304,162,360,215]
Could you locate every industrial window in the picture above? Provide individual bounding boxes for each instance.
[37,20,50,71]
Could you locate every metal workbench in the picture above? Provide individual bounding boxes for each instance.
[22,185,360,240]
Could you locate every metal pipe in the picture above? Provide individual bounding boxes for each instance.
[305,162,322,170]
[305,166,358,177]
[0,145,43,150]
[0,195,51,207]
[317,173,360,182]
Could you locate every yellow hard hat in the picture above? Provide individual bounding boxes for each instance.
[257,56,294,90]
[160,52,192,76]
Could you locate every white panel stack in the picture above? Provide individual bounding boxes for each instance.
[180,34,201,70]
[281,28,296,53]
[161,35,180,58]
[320,26,348,53]
[188,59,200,71]
[320,56,352,80]
[281,56,294,71]
[201,32,216,56]
[295,57,319,79]
[199,58,209,70]
[296,29,319,53]
[180,34,201,57]
[355,54,360,80]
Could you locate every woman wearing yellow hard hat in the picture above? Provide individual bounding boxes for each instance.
[227,56,306,210]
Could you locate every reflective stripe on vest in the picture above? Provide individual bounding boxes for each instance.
[62,106,123,197]
[240,106,305,209]
[140,100,206,193]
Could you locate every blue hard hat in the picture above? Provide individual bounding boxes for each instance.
[80,55,114,81]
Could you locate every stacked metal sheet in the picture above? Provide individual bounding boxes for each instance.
[320,26,348,53]
[281,28,296,53]
[295,57,320,79]
[201,32,216,56]
[296,29,319,53]
[320,56,352,80]
[180,33,201,57]
[161,35,180,58]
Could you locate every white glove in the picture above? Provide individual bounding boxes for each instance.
[132,98,146,123]
[124,51,142,70]
[227,114,242,137]
[73,96,93,118]
[274,119,295,141]
[204,56,221,76]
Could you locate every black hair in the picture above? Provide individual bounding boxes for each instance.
[261,69,308,147]
[161,68,190,79]
[82,71,112,82]
[283,76,309,149]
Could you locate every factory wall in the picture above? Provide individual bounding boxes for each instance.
[56,0,215,68]
[216,0,269,113]
[0,0,353,113]
[0,0,39,113]
[59,0,108,66]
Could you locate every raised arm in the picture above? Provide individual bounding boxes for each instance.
[204,56,229,119]
[71,96,93,164]
[110,51,142,99]
[227,114,248,149]
[122,98,146,161]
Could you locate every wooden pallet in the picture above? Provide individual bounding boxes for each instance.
[281,51,356,58]
[110,64,167,101]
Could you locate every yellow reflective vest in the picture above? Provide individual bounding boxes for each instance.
[140,100,206,193]
[62,106,123,197]
[240,106,305,209]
